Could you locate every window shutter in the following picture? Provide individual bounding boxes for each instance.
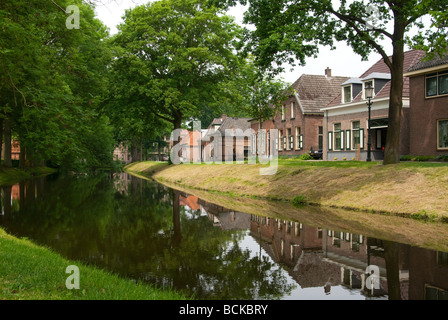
[328,132,333,151]
[346,130,351,150]
[340,131,344,150]
[360,129,364,149]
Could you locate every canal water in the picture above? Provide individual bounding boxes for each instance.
[1,172,447,300]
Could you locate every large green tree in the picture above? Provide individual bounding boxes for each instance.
[0,0,114,170]
[112,0,244,133]
[212,0,448,164]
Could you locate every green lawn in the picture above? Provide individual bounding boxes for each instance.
[0,227,187,300]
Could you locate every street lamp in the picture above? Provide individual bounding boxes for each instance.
[365,83,374,162]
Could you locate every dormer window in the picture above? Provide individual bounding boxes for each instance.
[343,86,352,103]
[341,78,362,104]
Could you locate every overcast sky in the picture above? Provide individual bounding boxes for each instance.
[93,0,393,84]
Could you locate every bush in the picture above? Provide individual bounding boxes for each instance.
[298,154,313,161]
[400,155,443,162]
[292,195,307,207]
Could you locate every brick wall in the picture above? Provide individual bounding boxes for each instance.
[323,106,410,160]
[409,75,448,156]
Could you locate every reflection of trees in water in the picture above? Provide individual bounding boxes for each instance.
[0,174,295,300]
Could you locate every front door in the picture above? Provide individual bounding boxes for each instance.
[376,128,387,151]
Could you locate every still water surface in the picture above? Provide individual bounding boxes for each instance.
[1,172,447,300]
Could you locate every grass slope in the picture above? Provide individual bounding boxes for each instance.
[126,160,448,220]
[0,228,187,300]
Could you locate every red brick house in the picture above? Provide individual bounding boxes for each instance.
[321,50,426,161]
[252,69,349,158]
[404,53,448,156]
[202,115,252,162]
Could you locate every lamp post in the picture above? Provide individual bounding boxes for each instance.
[365,83,374,162]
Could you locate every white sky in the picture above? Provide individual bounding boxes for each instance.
[93,0,396,84]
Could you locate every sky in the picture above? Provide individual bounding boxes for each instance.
[93,0,393,84]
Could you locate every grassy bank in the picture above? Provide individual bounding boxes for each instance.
[0,228,186,300]
[0,166,187,300]
[0,166,57,186]
[125,160,448,220]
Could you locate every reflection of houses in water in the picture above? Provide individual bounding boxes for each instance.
[409,247,448,300]
[113,172,132,195]
[194,198,251,230]
[322,230,390,298]
[179,195,200,211]
[249,215,396,298]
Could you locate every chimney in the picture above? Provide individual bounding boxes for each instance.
[325,67,332,77]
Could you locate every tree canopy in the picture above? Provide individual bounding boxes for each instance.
[111,0,245,132]
[0,0,115,171]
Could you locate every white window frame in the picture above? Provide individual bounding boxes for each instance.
[343,85,352,103]
[437,119,448,150]
[291,102,295,119]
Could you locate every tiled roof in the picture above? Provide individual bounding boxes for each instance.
[407,52,448,72]
[292,74,350,113]
[217,117,252,133]
[202,116,252,140]
[325,50,426,108]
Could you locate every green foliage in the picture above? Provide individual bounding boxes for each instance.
[230,57,293,123]
[400,154,448,162]
[291,195,307,207]
[110,0,244,130]
[0,0,115,172]
[298,154,313,161]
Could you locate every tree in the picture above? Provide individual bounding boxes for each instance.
[235,58,292,129]
[0,0,115,171]
[212,0,448,164]
[112,0,244,135]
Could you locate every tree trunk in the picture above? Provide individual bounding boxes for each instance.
[19,144,26,169]
[131,140,138,163]
[383,241,402,300]
[171,190,182,248]
[383,19,405,165]
[169,112,183,164]
[3,118,12,168]
[0,118,3,167]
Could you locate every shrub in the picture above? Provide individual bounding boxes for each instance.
[298,154,313,161]
[292,195,307,207]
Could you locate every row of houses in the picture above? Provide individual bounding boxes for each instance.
[246,49,448,161]
[195,49,446,162]
[136,49,447,163]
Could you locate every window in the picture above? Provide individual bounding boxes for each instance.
[295,127,301,150]
[426,71,448,97]
[287,128,293,150]
[291,102,295,119]
[343,86,352,103]
[279,130,283,151]
[252,134,257,155]
[334,123,344,150]
[438,120,448,150]
[318,126,323,150]
[352,121,361,149]
[281,105,286,121]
